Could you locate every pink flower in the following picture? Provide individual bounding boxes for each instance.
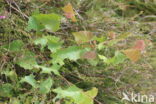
[0,16,6,19]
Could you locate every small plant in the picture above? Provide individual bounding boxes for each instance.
[0,1,150,104]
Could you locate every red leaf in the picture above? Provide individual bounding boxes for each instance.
[82,51,97,60]
[134,40,145,51]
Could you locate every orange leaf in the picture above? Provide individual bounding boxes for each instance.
[134,40,145,51]
[62,3,77,22]
[123,49,141,62]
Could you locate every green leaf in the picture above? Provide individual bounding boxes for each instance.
[36,64,61,76]
[87,59,99,66]
[27,14,61,32]
[0,84,14,97]
[10,98,20,104]
[34,37,48,50]
[16,51,38,70]
[53,85,98,104]
[1,69,18,82]
[98,54,110,64]
[39,77,53,94]
[51,46,88,65]
[112,51,127,65]
[93,36,107,42]
[27,16,44,32]
[98,51,126,65]
[47,36,63,52]
[97,32,132,48]
[72,31,94,44]
[34,36,63,52]
[21,74,38,88]
[1,40,24,52]
[97,42,106,50]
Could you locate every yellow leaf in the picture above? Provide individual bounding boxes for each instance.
[123,49,141,62]
[62,3,77,22]
[84,87,98,98]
